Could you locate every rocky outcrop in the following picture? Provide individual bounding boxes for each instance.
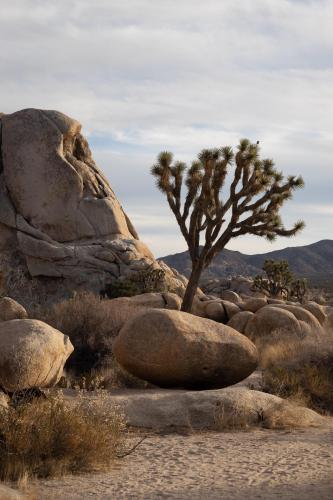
[0,109,185,299]
[113,309,258,389]
[0,319,73,391]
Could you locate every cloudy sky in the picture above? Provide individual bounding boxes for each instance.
[1,0,332,257]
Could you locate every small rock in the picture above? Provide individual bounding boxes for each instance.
[222,300,241,320]
[0,297,28,322]
[205,301,226,322]
[228,311,254,334]
[220,290,242,304]
[241,297,267,313]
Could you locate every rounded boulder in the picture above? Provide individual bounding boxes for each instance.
[0,297,28,322]
[113,309,258,389]
[241,297,267,313]
[228,311,254,334]
[0,319,74,392]
[304,302,327,325]
[245,305,302,340]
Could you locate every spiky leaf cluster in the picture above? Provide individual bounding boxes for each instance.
[151,140,305,266]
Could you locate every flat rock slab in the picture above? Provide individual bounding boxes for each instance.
[65,387,326,431]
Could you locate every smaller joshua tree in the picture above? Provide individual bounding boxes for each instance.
[253,259,294,298]
[253,259,308,302]
[290,277,308,303]
[151,140,305,312]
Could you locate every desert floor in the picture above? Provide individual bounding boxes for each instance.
[36,423,333,500]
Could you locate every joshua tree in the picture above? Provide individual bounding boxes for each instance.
[253,259,308,302]
[290,277,308,303]
[151,140,305,312]
[253,259,294,298]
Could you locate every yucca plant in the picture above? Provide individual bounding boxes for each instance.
[151,140,305,312]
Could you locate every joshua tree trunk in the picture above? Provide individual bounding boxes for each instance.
[181,260,204,312]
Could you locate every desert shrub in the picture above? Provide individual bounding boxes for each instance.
[213,403,254,431]
[132,268,167,294]
[0,392,125,481]
[34,292,119,374]
[103,268,167,299]
[102,279,140,299]
[259,332,333,414]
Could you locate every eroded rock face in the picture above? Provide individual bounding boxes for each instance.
[113,309,258,389]
[0,319,74,392]
[0,109,185,297]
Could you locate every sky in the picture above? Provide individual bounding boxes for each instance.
[1,0,332,257]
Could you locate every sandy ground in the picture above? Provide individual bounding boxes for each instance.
[35,424,333,500]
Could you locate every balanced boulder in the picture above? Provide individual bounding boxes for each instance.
[0,319,73,392]
[113,309,258,389]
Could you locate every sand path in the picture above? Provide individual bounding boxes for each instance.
[36,425,333,500]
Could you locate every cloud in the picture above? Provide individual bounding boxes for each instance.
[1,0,332,256]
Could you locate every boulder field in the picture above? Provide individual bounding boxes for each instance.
[192,293,326,339]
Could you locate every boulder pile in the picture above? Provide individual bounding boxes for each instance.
[192,294,326,339]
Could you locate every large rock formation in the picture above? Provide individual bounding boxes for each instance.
[0,109,185,300]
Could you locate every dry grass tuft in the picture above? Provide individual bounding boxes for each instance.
[213,403,255,431]
[0,392,125,481]
[259,328,333,414]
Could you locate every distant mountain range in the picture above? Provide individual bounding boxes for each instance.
[159,240,333,288]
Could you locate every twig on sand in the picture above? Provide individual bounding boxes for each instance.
[116,436,147,458]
